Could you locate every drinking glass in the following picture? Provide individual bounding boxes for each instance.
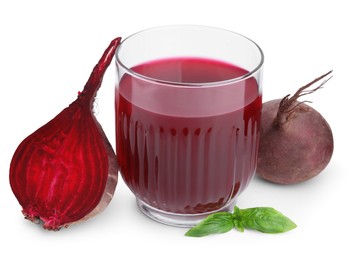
[115,25,264,227]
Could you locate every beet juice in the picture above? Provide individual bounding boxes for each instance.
[115,57,262,215]
[115,25,264,226]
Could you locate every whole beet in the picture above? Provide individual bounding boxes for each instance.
[256,71,334,184]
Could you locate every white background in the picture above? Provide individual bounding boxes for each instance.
[1,0,359,259]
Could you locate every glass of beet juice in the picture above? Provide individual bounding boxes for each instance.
[115,25,264,227]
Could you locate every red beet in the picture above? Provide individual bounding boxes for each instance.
[9,37,121,230]
[256,71,334,184]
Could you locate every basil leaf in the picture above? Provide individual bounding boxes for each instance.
[237,207,297,234]
[185,212,234,237]
[232,206,244,232]
[185,206,297,237]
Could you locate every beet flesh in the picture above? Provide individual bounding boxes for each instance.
[9,38,121,230]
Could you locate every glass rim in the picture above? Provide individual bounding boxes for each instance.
[115,25,264,88]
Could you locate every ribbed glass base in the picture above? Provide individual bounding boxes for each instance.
[136,198,237,227]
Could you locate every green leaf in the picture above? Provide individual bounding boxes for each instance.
[185,206,297,238]
[237,207,297,234]
[232,206,244,232]
[185,212,234,237]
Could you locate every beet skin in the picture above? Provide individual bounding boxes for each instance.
[256,97,334,184]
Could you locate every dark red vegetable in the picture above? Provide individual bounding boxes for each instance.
[256,71,334,184]
[9,37,121,230]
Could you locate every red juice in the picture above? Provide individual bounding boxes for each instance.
[115,57,262,214]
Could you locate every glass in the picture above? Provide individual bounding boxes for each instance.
[115,25,264,227]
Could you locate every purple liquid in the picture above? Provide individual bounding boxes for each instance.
[115,57,262,214]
